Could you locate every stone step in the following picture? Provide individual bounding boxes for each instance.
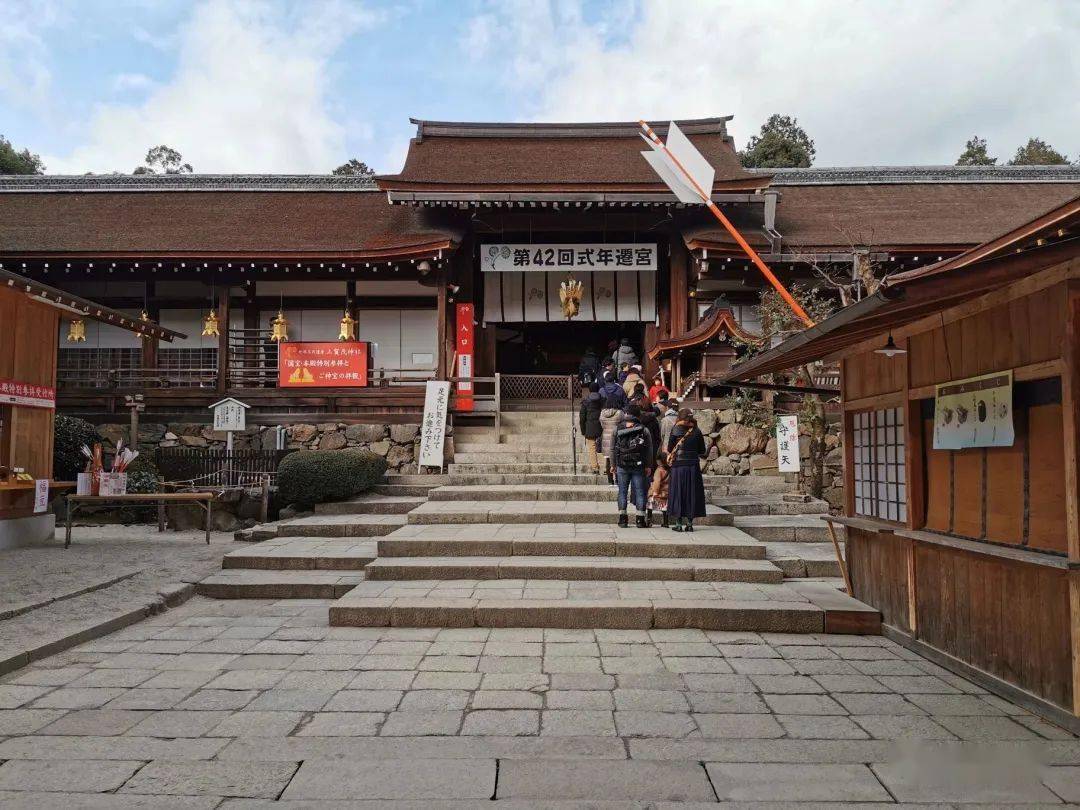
[765,542,843,579]
[370,483,438,497]
[453,451,575,464]
[384,474,450,486]
[222,537,377,570]
[329,584,826,631]
[713,495,831,516]
[497,412,575,427]
[405,501,733,526]
[733,514,833,543]
[197,569,363,599]
[454,431,570,445]
[704,475,795,496]
[273,513,408,538]
[429,484,618,502]
[447,473,609,486]
[364,555,784,583]
[377,528,765,560]
[314,495,426,515]
[448,463,578,474]
[454,441,573,454]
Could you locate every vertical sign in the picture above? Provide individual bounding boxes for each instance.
[776,415,800,473]
[418,381,451,470]
[455,303,474,412]
[33,479,49,514]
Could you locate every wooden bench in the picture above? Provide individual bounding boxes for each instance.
[64,492,216,548]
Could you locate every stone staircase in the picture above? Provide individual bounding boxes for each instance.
[328,412,872,633]
[197,411,870,633]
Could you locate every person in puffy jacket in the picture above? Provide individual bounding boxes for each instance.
[665,408,708,532]
[622,365,645,398]
[612,337,638,369]
[599,371,626,409]
[578,382,604,474]
[599,397,624,485]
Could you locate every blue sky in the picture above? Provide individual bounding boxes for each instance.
[2,0,1077,175]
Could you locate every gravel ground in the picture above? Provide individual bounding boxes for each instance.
[0,525,236,671]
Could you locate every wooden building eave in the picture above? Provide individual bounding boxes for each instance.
[646,307,760,361]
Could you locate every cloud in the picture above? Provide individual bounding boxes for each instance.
[0,0,64,116]
[111,73,156,94]
[461,0,1080,166]
[44,0,383,174]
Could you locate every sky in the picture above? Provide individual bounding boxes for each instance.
[1,0,1077,175]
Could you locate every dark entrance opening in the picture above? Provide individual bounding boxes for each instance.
[495,322,647,375]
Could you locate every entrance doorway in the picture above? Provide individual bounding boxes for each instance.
[495,322,646,375]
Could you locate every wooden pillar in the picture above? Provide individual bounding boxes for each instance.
[899,337,921,636]
[216,286,230,394]
[669,238,690,337]
[142,280,158,369]
[1063,280,1080,714]
[436,271,448,379]
[243,281,258,331]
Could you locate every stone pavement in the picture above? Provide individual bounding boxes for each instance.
[0,525,234,675]
[0,595,1077,806]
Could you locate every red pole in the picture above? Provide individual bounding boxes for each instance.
[640,121,814,328]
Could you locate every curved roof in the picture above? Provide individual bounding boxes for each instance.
[377,117,769,194]
[647,306,760,360]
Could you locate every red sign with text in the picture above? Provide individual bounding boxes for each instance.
[0,378,55,409]
[455,303,474,412]
[278,342,369,388]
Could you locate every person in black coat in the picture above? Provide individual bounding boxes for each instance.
[665,408,708,531]
[637,401,661,454]
[578,381,604,474]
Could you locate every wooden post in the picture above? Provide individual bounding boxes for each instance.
[216,286,230,395]
[669,238,690,337]
[436,271,448,379]
[1062,280,1080,714]
[826,521,854,595]
[142,280,158,370]
[900,338,922,635]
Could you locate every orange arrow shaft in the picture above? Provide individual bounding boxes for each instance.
[639,121,814,328]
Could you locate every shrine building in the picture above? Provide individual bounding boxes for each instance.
[1,116,1078,424]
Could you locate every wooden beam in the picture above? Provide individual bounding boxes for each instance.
[436,272,448,379]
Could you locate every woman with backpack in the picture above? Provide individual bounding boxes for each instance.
[578,381,604,475]
[665,408,707,531]
[599,395,624,485]
[612,402,654,528]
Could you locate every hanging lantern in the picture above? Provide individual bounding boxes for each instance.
[67,319,87,342]
[201,308,220,337]
[338,308,356,341]
[559,273,584,320]
[269,309,289,342]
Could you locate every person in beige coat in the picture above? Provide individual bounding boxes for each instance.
[621,365,645,399]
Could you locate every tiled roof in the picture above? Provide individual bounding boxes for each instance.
[0,174,378,192]
[757,165,1080,185]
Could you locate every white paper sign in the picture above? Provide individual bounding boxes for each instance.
[418,381,450,470]
[482,243,657,273]
[212,399,248,432]
[933,371,1014,450]
[33,479,49,513]
[775,415,800,472]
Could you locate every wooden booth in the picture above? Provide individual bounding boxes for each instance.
[725,195,1080,728]
[0,270,182,547]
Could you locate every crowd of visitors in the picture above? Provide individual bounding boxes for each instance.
[578,341,707,531]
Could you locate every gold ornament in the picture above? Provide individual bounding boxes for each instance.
[338,308,356,341]
[67,319,87,342]
[269,310,289,342]
[559,274,584,320]
[201,309,220,337]
[139,310,153,340]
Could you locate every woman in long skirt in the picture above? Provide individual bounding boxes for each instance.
[665,408,707,531]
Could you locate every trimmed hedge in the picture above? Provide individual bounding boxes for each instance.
[277,448,387,509]
[53,414,101,481]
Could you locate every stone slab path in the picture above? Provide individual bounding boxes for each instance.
[0,595,1076,805]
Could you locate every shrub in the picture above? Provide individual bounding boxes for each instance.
[276,449,387,509]
[123,455,161,495]
[53,414,101,481]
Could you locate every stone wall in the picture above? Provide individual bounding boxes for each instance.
[690,408,844,511]
[95,421,431,474]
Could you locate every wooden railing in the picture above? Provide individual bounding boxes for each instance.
[155,447,294,487]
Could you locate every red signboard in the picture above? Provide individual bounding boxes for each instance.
[455,303,474,412]
[278,342,369,388]
[0,378,55,409]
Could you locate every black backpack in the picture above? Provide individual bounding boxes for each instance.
[614,424,648,469]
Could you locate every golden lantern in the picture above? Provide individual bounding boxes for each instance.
[338,307,356,341]
[269,309,289,342]
[559,273,584,320]
[201,308,220,337]
[67,318,87,342]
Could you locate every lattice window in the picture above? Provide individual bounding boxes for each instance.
[852,407,906,522]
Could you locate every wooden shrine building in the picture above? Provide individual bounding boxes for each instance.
[0,116,1078,424]
[725,195,1080,727]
